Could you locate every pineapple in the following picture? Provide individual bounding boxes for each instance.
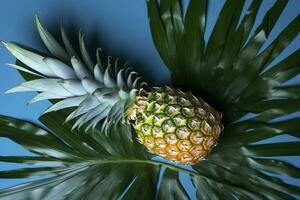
[3,16,223,165]
[128,87,222,164]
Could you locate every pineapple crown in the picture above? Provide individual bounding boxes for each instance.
[3,16,142,132]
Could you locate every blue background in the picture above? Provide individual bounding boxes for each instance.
[0,0,299,199]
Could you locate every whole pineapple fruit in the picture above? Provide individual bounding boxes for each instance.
[128,87,222,164]
[3,16,223,165]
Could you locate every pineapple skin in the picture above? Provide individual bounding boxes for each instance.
[127,87,223,165]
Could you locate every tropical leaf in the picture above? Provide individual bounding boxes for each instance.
[1,56,191,199]
[147,0,300,199]
[0,114,160,200]
[147,0,300,119]
[0,0,299,199]
[1,113,300,199]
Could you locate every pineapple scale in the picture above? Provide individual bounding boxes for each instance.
[128,87,223,165]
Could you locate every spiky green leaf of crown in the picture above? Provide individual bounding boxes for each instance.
[3,16,141,132]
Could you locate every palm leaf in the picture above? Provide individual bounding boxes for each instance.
[147,0,299,119]
[1,56,193,199]
[147,0,300,199]
[0,0,299,199]
[1,99,299,199]
[0,114,160,199]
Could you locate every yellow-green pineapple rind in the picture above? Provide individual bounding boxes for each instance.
[128,87,223,165]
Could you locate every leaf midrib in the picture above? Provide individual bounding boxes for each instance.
[88,159,199,176]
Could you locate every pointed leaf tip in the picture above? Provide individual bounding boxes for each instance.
[35,15,69,63]
[2,41,9,48]
[2,41,13,52]
[34,14,41,27]
[79,31,94,71]
[5,85,30,94]
[71,56,91,79]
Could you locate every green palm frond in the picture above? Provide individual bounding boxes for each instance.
[147,0,300,199]
[0,0,299,199]
[0,114,160,199]
[147,0,300,121]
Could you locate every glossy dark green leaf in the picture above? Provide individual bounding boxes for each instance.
[146,0,172,69]
[156,169,189,200]
[0,115,163,199]
[39,112,108,157]
[0,165,89,200]
[193,155,300,199]
[0,115,81,160]
[147,0,300,123]
[221,118,300,145]
[184,0,206,75]
[263,49,300,83]
[1,0,299,199]
[201,0,245,87]
[249,158,300,179]
[192,163,269,200]
[233,15,300,109]
[191,177,225,200]
[122,164,159,200]
[238,0,263,46]
[147,2,300,197]
[255,0,288,38]
[260,15,300,70]
[160,0,185,68]
[0,156,64,166]
[245,142,300,157]
[239,99,300,122]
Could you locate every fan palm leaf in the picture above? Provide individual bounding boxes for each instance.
[147,0,300,121]
[0,0,299,199]
[146,0,300,199]
[0,114,160,200]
